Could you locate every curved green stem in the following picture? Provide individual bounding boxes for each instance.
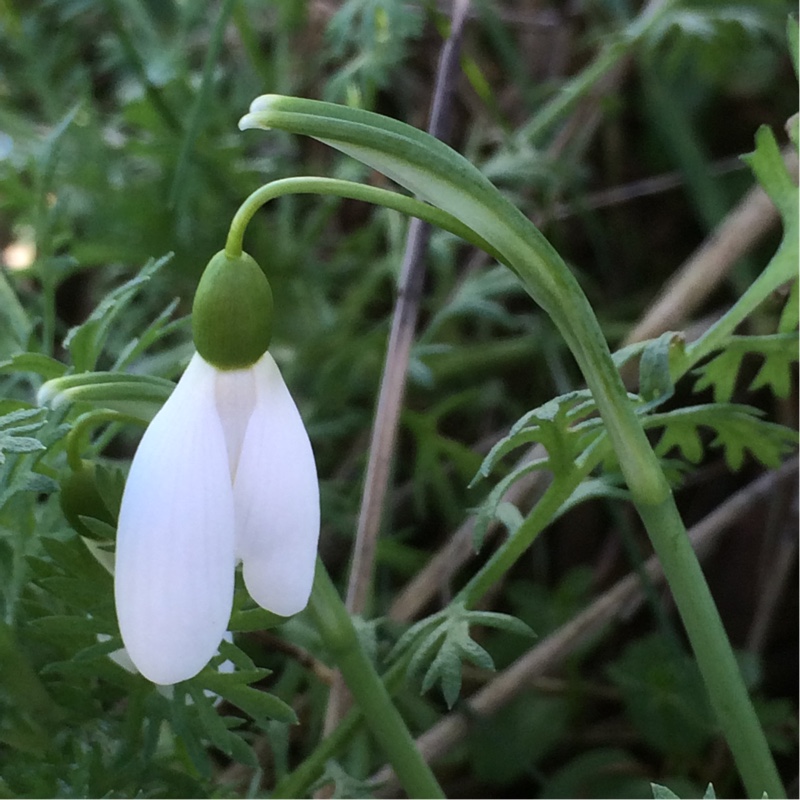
[239,97,785,797]
[225,177,504,263]
[306,560,444,799]
[239,99,670,504]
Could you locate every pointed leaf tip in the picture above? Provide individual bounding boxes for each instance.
[239,94,281,131]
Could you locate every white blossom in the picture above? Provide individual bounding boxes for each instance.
[114,352,319,685]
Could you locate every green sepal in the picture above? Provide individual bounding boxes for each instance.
[192,250,273,370]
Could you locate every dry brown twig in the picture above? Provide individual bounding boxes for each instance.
[321,0,473,738]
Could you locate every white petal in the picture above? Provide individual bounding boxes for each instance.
[214,367,257,481]
[233,353,320,617]
[115,353,235,685]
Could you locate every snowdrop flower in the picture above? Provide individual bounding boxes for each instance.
[114,250,319,686]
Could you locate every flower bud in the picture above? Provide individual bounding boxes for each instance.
[60,461,116,539]
[192,250,274,370]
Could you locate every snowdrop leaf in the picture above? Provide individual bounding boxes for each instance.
[38,372,174,421]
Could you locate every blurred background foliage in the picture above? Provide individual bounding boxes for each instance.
[0,0,796,797]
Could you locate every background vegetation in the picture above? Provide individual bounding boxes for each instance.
[0,0,796,797]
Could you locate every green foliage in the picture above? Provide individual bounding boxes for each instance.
[424,266,531,336]
[324,0,426,104]
[467,690,571,786]
[645,1,789,89]
[404,389,485,520]
[311,760,381,799]
[647,403,798,470]
[0,270,32,358]
[652,782,717,799]
[744,123,800,237]
[540,748,653,799]
[693,334,798,402]
[504,567,595,640]
[0,407,48,465]
[469,390,609,549]
[0,1,796,797]
[608,634,717,758]
[753,695,799,755]
[638,332,684,406]
[476,390,602,479]
[391,603,533,708]
[64,254,174,373]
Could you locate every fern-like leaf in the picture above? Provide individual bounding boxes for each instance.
[693,334,798,402]
[0,407,48,464]
[474,390,603,483]
[398,603,534,708]
[647,404,798,471]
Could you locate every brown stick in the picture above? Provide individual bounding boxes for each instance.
[321,0,472,738]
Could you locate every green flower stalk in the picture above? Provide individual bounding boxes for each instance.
[237,94,785,798]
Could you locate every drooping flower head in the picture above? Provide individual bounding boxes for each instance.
[114,250,319,685]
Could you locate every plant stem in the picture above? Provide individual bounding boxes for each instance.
[236,95,787,798]
[65,409,143,471]
[272,657,410,798]
[524,265,786,799]
[224,177,503,263]
[636,496,785,798]
[456,454,600,607]
[306,560,445,799]
[677,243,796,373]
